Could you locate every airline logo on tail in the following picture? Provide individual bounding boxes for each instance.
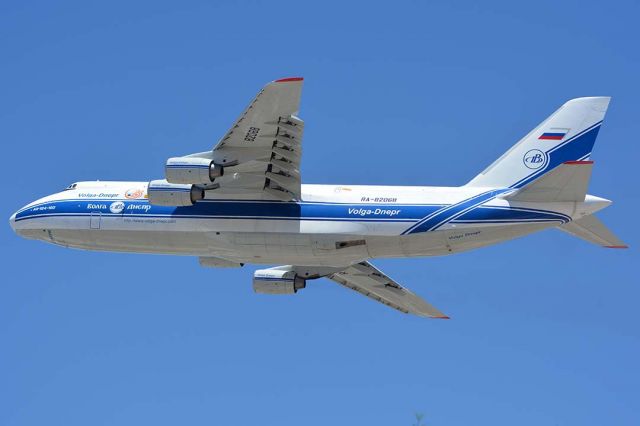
[523,149,547,169]
[539,128,569,140]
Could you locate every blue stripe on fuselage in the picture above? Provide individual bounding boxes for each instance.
[454,205,570,223]
[402,189,512,234]
[14,199,440,223]
[14,197,571,231]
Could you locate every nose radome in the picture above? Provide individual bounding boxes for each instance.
[9,211,17,232]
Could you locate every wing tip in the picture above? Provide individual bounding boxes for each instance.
[432,315,450,320]
[274,77,304,83]
[604,245,629,249]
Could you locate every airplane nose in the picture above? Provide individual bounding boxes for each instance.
[9,211,17,232]
[10,202,53,240]
[10,194,61,239]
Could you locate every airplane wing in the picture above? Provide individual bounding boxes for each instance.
[253,262,449,318]
[326,262,449,318]
[186,77,304,201]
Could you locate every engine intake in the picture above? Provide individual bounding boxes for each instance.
[147,179,204,206]
[253,268,306,295]
[165,157,223,184]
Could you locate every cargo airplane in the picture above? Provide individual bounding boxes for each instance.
[9,78,628,318]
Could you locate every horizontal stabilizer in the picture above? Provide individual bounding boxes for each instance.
[503,161,593,202]
[559,214,628,248]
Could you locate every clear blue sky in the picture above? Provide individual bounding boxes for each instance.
[1,1,638,425]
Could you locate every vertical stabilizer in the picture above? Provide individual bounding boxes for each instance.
[467,97,610,189]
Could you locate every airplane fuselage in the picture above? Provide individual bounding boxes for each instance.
[10,181,608,267]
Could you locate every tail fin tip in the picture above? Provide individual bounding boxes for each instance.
[563,96,611,111]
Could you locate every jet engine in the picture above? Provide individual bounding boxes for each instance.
[165,157,223,184]
[147,179,204,206]
[253,268,306,295]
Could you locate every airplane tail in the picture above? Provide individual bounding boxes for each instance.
[466,97,611,189]
[501,161,628,248]
[467,96,627,249]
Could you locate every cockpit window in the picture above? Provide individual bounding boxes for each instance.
[64,183,78,191]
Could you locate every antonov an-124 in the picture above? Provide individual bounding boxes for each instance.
[10,78,628,318]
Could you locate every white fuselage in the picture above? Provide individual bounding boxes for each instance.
[9,181,608,267]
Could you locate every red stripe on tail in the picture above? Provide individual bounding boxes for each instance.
[275,77,304,83]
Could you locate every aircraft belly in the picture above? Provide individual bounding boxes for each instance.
[43,228,372,266]
[44,229,210,255]
[367,222,559,258]
[215,232,371,265]
[114,215,407,236]
[436,222,556,254]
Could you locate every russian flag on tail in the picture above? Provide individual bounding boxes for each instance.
[539,128,569,140]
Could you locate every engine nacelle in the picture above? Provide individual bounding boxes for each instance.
[165,157,223,184]
[253,268,306,295]
[147,179,204,206]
